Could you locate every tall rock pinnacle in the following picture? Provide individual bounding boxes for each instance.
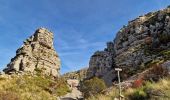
[3,28,61,77]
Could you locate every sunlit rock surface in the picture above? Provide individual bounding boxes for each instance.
[3,28,61,77]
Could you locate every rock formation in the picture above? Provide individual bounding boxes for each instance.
[87,6,170,86]
[3,28,61,77]
[62,68,88,80]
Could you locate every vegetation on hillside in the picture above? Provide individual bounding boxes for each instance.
[0,74,70,100]
[87,77,170,100]
[86,61,170,100]
[80,77,107,98]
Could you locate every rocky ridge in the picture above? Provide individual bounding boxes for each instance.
[62,68,88,80]
[87,6,170,86]
[3,28,61,77]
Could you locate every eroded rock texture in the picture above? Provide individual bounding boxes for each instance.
[87,6,170,86]
[3,28,61,77]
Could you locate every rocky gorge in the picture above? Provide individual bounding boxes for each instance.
[0,5,170,100]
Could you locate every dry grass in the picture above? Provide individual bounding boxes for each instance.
[87,87,118,100]
[0,74,70,100]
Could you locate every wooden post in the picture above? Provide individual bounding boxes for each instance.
[115,68,122,100]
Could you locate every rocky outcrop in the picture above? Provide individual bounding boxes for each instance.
[87,6,170,86]
[87,42,116,86]
[3,28,61,77]
[63,68,88,80]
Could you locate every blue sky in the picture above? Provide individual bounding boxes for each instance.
[0,0,170,74]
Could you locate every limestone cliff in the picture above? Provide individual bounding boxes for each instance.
[3,28,61,77]
[87,6,170,86]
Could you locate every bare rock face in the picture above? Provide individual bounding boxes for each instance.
[87,42,116,86]
[88,43,115,77]
[87,6,170,86]
[3,28,61,77]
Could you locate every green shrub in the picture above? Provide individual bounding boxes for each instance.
[80,77,107,98]
[129,87,148,100]
[34,68,44,76]
[47,78,70,96]
[131,90,147,100]
[159,33,170,44]
[160,50,170,60]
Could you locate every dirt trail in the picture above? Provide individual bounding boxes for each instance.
[59,87,83,100]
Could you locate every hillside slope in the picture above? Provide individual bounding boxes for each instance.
[0,74,70,100]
